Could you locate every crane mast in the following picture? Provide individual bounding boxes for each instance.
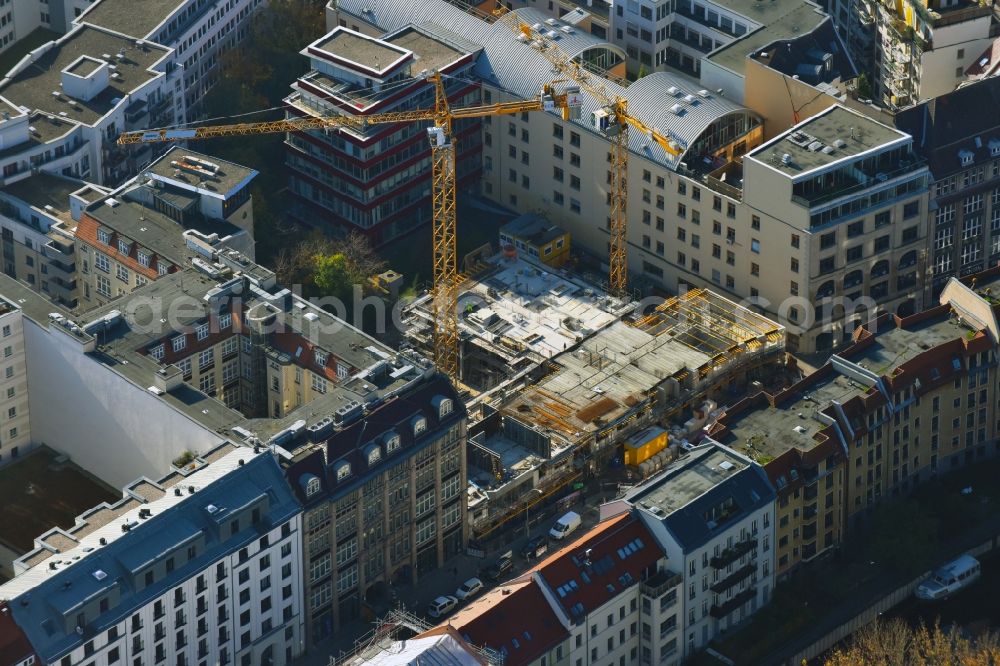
[497,9,685,296]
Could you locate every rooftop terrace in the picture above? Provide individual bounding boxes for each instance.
[747,104,907,176]
[0,26,169,126]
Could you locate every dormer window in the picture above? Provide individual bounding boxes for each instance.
[959,150,974,166]
[385,431,400,453]
[117,238,131,255]
[219,312,232,329]
[150,344,165,361]
[990,139,1000,157]
[158,261,170,277]
[367,446,382,466]
[301,473,321,498]
[412,416,427,437]
[337,362,349,379]
[336,462,351,481]
[137,249,151,267]
[439,398,453,418]
[97,228,111,245]
[196,323,209,341]
[172,335,186,352]
[315,350,329,367]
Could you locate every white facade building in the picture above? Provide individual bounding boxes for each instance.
[0,447,306,666]
[606,443,776,659]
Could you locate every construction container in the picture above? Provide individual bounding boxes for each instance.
[623,426,668,466]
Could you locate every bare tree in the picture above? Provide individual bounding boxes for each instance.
[824,619,1000,666]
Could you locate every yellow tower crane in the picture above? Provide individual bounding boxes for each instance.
[496,10,684,296]
[118,73,581,381]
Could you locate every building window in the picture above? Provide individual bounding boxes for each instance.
[314,350,328,367]
[117,239,130,255]
[95,252,110,273]
[137,249,151,267]
[311,374,327,395]
[196,323,209,341]
[96,274,112,298]
[97,229,112,245]
[150,344,165,362]
[172,335,186,352]
[199,349,213,370]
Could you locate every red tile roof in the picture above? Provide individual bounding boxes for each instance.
[532,513,662,620]
[448,580,568,666]
[77,213,173,281]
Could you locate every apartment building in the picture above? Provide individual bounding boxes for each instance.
[0,294,32,467]
[610,0,831,92]
[284,376,468,642]
[617,444,775,658]
[706,375,847,577]
[0,172,107,309]
[705,264,1000,576]
[75,0,268,118]
[870,0,994,109]
[0,24,179,186]
[445,443,773,664]
[74,147,256,308]
[742,104,930,351]
[283,24,483,245]
[894,77,1000,292]
[0,447,306,666]
[448,511,672,666]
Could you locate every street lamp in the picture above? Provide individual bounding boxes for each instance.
[525,488,543,537]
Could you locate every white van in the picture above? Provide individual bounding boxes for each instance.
[915,554,980,600]
[549,511,582,540]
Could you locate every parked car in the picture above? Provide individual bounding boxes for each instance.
[455,577,484,602]
[549,511,582,540]
[483,551,514,581]
[915,554,980,600]
[427,595,459,618]
[520,535,549,560]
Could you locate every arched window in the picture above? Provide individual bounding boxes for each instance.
[899,250,918,269]
[816,280,835,299]
[336,462,351,481]
[843,270,864,290]
[871,260,890,278]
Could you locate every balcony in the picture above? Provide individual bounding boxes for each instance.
[642,569,683,598]
[710,563,756,594]
[710,587,757,618]
[711,537,757,569]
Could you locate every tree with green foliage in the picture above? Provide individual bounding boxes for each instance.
[312,253,355,298]
[856,72,873,101]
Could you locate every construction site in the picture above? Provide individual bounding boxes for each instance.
[405,233,790,537]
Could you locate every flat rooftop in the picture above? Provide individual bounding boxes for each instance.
[706,0,827,76]
[501,214,566,247]
[747,104,906,176]
[454,254,628,360]
[0,114,76,161]
[147,146,258,199]
[77,0,185,40]
[3,172,87,221]
[0,448,117,556]
[85,187,245,265]
[0,26,169,126]
[385,26,467,74]
[314,28,410,74]
[721,371,863,463]
[629,445,749,515]
[846,314,972,378]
